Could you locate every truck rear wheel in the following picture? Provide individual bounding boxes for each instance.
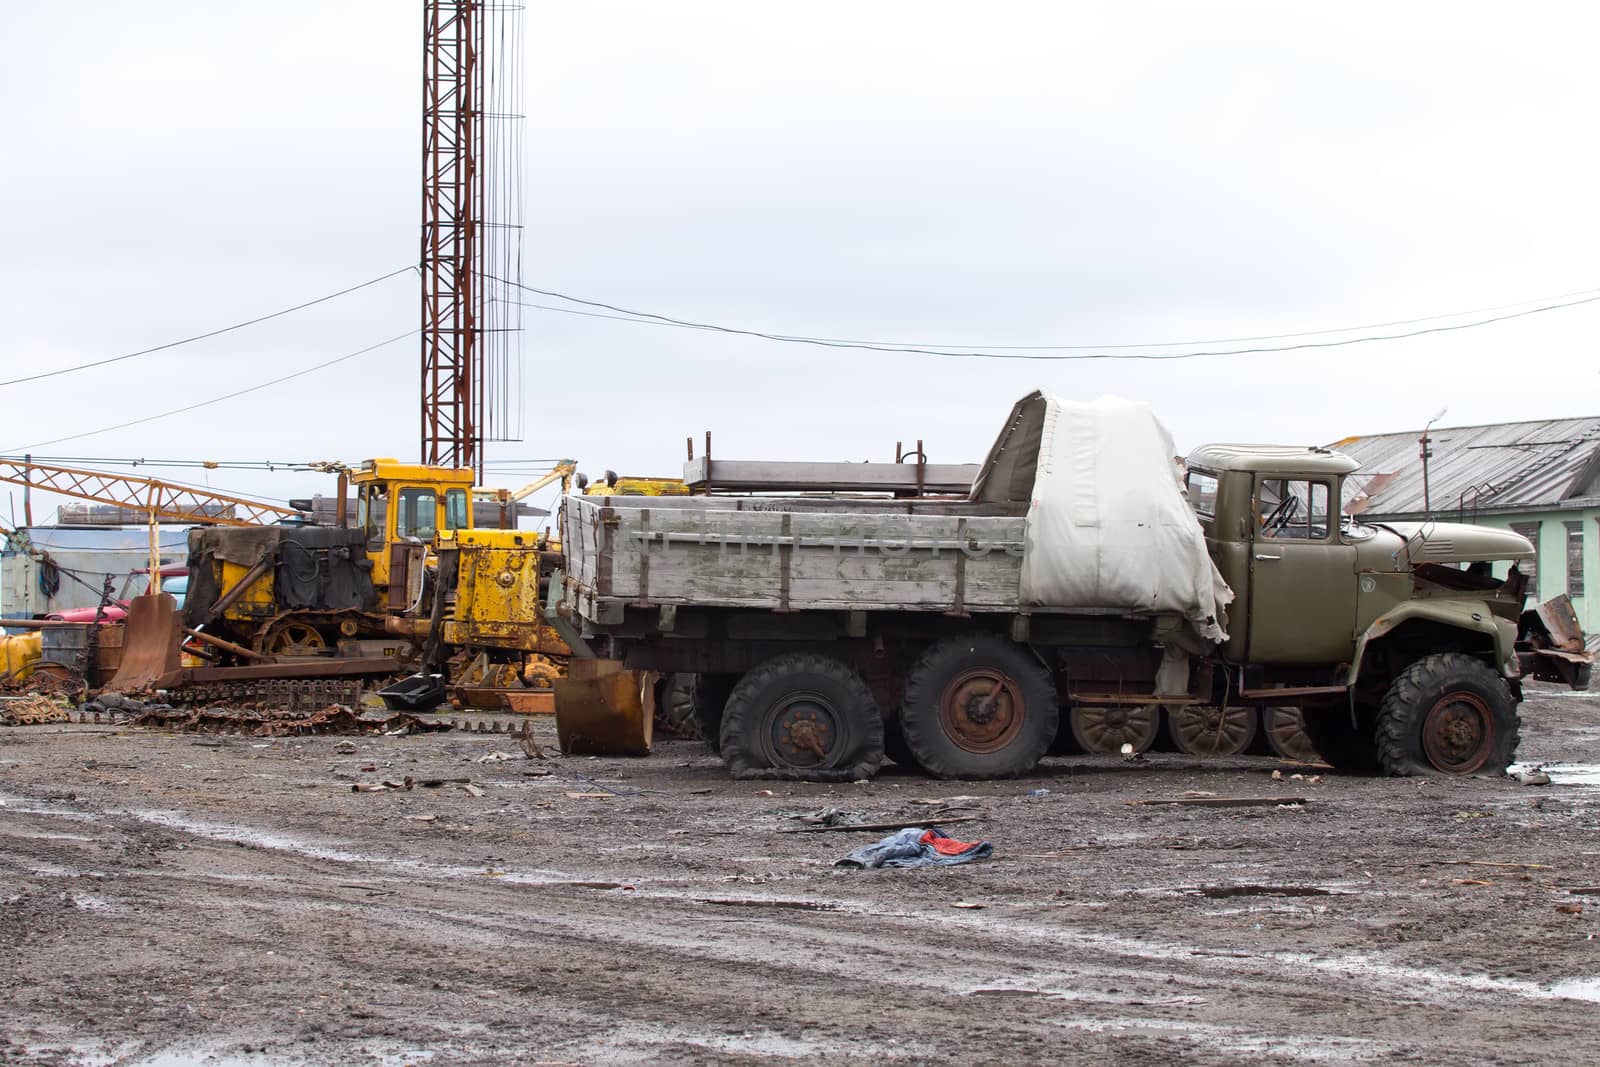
[1375,653,1520,776]
[718,654,884,781]
[1069,704,1160,755]
[1167,703,1256,757]
[899,634,1057,778]
[1257,706,1320,763]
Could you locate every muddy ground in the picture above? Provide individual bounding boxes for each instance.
[2,685,1599,1066]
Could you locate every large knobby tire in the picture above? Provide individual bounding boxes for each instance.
[1375,653,1520,776]
[1299,704,1379,772]
[690,673,738,754]
[899,634,1058,779]
[718,654,884,781]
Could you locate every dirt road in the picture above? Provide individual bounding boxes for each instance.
[3,685,1599,1065]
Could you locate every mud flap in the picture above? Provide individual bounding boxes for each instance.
[553,659,654,756]
[107,593,182,692]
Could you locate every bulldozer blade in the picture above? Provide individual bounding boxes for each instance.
[553,662,654,756]
[107,593,182,693]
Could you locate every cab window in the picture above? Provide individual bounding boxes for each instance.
[1185,469,1219,518]
[445,488,470,531]
[358,486,388,543]
[1257,478,1330,541]
[396,488,438,539]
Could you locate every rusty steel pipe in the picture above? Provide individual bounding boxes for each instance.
[182,627,268,663]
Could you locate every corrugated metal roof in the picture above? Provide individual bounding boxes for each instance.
[1332,417,1600,518]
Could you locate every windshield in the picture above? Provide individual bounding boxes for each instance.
[396,487,438,539]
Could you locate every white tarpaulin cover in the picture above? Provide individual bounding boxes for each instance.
[973,392,1233,645]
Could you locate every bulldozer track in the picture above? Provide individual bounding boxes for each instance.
[15,706,541,739]
[162,677,368,711]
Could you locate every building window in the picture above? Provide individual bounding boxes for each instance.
[1567,521,1585,598]
[1510,521,1541,589]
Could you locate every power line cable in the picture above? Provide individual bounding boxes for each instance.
[488,275,1600,360]
[5,329,419,453]
[0,455,333,471]
[1,265,417,388]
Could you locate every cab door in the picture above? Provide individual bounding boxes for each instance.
[1246,475,1359,665]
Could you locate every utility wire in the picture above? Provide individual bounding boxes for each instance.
[1,265,417,388]
[5,329,419,453]
[0,455,332,471]
[488,274,1600,361]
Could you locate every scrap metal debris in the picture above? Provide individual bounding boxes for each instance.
[130,703,452,738]
[0,696,72,726]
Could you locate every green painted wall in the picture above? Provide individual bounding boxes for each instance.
[1481,507,1600,637]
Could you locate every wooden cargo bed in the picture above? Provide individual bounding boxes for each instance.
[560,493,1031,624]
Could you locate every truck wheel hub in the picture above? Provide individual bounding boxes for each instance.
[1421,693,1492,773]
[772,699,836,766]
[940,669,1024,753]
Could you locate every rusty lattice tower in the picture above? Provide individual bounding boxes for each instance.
[421,0,480,476]
[421,1,523,480]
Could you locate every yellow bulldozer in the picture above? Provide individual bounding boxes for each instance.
[401,469,690,739]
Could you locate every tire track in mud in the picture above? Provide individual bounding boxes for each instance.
[4,791,1595,1065]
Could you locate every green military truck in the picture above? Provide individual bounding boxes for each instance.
[555,393,1589,781]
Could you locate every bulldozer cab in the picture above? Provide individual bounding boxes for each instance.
[350,459,475,590]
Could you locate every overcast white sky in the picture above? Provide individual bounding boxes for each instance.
[3,1,1598,522]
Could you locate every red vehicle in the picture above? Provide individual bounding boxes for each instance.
[44,569,186,624]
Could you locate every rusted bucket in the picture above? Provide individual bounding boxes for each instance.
[106,593,181,692]
[553,660,654,756]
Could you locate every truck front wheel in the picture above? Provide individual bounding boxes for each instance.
[719,654,884,781]
[1375,653,1520,776]
[899,634,1058,778]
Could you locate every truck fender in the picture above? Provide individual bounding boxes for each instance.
[1347,600,1518,686]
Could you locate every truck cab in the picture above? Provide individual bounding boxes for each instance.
[1185,444,1538,681]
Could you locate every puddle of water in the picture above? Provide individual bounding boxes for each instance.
[0,792,99,821]
[1549,976,1600,1003]
[1510,762,1600,787]
[590,1022,923,1061]
[5,829,97,843]
[124,808,598,891]
[1054,1016,1384,1063]
[27,863,82,878]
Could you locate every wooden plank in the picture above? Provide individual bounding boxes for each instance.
[683,458,980,493]
[1130,796,1310,808]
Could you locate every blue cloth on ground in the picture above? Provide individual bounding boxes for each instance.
[835,826,992,869]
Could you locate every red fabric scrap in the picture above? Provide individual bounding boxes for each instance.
[920,829,984,856]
